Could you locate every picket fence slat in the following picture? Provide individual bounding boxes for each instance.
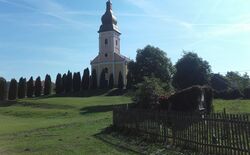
[113,106,250,155]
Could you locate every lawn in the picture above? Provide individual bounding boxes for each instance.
[0,95,249,155]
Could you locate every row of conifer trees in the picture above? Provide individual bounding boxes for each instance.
[0,67,130,101]
[0,75,52,100]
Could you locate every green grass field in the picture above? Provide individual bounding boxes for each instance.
[0,95,249,155]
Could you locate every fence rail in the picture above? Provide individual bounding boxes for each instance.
[113,106,250,155]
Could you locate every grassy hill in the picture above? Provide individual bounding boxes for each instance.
[0,94,249,155]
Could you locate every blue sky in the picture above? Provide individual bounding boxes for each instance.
[0,0,250,81]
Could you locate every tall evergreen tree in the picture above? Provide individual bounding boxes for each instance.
[44,74,52,95]
[55,73,62,94]
[62,73,67,93]
[27,77,34,98]
[91,69,97,89]
[18,77,26,99]
[99,69,108,89]
[65,71,73,93]
[35,76,42,97]
[0,77,7,100]
[8,79,18,100]
[82,68,90,90]
[73,72,81,92]
[118,72,124,89]
[108,74,114,89]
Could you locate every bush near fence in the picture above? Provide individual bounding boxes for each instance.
[113,106,250,155]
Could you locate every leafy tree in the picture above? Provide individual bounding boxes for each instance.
[99,69,108,89]
[62,73,67,93]
[210,74,230,91]
[108,74,114,89]
[65,71,73,93]
[27,77,34,98]
[118,72,124,89]
[173,52,211,89]
[0,77,7,100]
[55,73,62,94]
[226,72,250,91]
[8,79,18,100]
[91,69,97,89]
[18,77,26,99]
[73,72,81,92]
[82,68,90,90]
[128,45,174,84]
[35,76,42,97]
[44,74,52,95]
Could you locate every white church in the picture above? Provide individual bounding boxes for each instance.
[91,0,130,87]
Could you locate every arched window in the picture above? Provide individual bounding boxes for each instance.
[105,39,108,45]
[116,40,118,46]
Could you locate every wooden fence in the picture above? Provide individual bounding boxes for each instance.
[113,106,250,155]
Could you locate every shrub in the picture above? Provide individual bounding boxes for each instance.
[0,77,7,100]
[91,69,97,89]
[27,77,34,98]
[134,77,165,109]
[44,74,52,95]
[99,69,108,89]
[243,88,250,99]
[55,73,62,94]
[118,72,124,89]
[82,68,90,90]
[65,71,72,93]
[73,72,81,92]
[35,76,42,97]
[18,77,26,99]
[215,89,243,100]
[108,74,114,89]
[8,79,18,100]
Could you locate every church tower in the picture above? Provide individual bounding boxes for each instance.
[91,0,130,88]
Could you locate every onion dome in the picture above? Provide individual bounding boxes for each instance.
[98,0,121,34]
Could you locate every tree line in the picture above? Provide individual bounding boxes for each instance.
[0,67,127,101]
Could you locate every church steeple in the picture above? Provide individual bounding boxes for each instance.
[98,0,120,34]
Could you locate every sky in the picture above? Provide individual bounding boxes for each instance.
[0,0,250,81]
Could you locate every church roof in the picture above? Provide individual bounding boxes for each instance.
[98,0,121,34]
[91,53,130,65]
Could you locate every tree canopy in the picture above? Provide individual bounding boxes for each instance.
[0,77,7,100]
[173,52,211,89]
[128,45,174,85]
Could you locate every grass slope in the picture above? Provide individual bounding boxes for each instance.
[0,95,249,155]
[0,96,137,155]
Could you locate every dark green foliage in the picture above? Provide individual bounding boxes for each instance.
[243,88,250,99]
[91,69,97,89]
[226,72,250,91]
[134,77,165,109]
[62,73,67,93]
[73,72,81,92]
[55,73,63,94]
[128,45,174,84]
[159,86,213,114]
[173,52,211,89]
[82,68,90,90]
[8,79,18,100]
[44,74,52,95]
[99,69,108,89]
[65,71,73,93]
[215,89,243,100]
[118,72,124,89]
[18,77,26,99]
[108,74,114,89]
[35,76,42,97]
[126,71,133,89]
[0,77,7,100]
[211,74,229,91]
[27,77,34,98]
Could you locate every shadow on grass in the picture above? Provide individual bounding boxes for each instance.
[80,103,130,115]
[94,127,142,155]
[0,100,17,107]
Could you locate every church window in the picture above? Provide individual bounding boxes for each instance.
[105,39,108,45]
[105,53,108,57]
[116,40,118,46]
